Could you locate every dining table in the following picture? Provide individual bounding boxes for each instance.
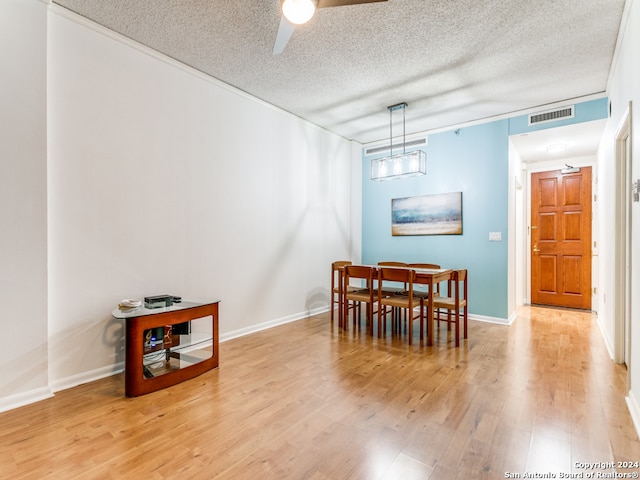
[337,264,454,346]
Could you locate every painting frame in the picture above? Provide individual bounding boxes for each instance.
[391,192,463,236]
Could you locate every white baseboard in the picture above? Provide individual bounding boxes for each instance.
[0,386,54,414]
[218,307,509,344]
[469,313,511,325]
[220,306,328,343]
[49,363,124,393]
[595,313,616,361]
[626,389,640,440]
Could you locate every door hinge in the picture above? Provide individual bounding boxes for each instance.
[593,287,597,295]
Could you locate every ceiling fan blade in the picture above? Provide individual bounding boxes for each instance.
[317,0,387,8]
[273,15,296,55]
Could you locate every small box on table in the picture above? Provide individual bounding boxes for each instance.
[144,294,174,309]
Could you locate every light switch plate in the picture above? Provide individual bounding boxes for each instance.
[489,232,502,241]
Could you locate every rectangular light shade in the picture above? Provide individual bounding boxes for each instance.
[371,150,427,181]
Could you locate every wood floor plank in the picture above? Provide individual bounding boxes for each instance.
[1,306,639,479]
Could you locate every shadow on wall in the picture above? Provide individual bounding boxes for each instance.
[104,315,125,365]
[47,313,125,393]
[306,286,329,313]
[3,346,49,400]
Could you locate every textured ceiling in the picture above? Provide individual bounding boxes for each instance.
[51,0,625,147]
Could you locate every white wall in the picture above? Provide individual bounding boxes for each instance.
[46,7,357,390]
[0,0,50,411]
[0,1,358,409]
[598,0,640,431]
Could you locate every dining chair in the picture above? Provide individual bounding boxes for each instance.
[431,269,468,347]
[377,261,408,294]
[343,265,379,335]
[408,263,442,315]
[377,267,422,344]
[331,261,357,327]
[377,262,409,323]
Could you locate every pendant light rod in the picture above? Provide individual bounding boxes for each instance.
[387,102,408,157]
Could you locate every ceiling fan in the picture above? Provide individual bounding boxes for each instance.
[273,0,388,55]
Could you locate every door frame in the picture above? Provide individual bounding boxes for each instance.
[524,161,597,308]
[614,102,632,371]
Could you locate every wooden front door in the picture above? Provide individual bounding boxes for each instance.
[530,167,592,309]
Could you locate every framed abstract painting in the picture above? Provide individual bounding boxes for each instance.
[391,192,462,236]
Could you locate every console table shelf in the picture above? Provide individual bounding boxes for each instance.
[112,299,220,397]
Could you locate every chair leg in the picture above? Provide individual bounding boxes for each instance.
[342,298,347,331]
[379,305,386,337]
[343,298,358,332]
[463,306,468,339]
[331,292,336,324]
[455,309,460,347]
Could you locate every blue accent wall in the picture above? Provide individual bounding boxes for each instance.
[362,120,510,320]
[361,97,609,321]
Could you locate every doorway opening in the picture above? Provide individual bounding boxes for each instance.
[509,119,605,315]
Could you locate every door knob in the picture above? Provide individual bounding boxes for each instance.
[533,245,540,253]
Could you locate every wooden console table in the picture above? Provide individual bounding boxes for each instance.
[112,299,219,397]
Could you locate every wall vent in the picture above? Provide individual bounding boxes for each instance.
[365,137,427,156]
[528,105,574,126]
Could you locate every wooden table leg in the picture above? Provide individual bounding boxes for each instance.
[338,269,344,330]
[427,283,434,346]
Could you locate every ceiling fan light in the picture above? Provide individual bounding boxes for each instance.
[282,0,317,25]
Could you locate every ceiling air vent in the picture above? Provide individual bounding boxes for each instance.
[365,137,427,156]
[528,105,574,126]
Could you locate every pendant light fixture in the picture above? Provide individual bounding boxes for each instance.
[371,102,427,181]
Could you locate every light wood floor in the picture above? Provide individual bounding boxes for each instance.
[1,306,639,479]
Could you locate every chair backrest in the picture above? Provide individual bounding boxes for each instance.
[457,269,468,298]
[332,261,352,290]
[378,261,408,267]
[408,263,441,270]
[449,269,468,299]
[378,262,409,291]
[332,260,352,271]
[378,267,416,295]
[344,265,376,289]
